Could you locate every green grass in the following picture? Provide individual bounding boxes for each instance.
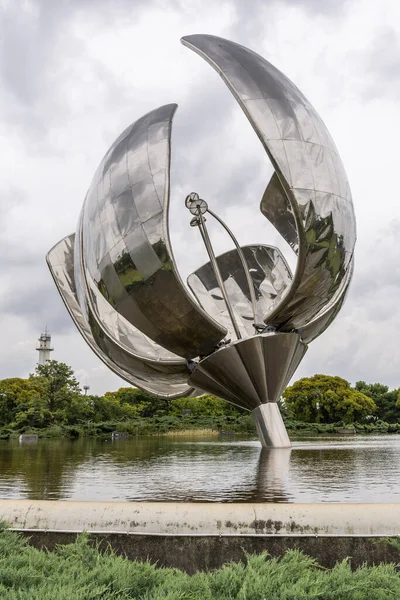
[0,531,399,599]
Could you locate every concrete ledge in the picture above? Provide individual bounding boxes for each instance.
[1,500,400,537]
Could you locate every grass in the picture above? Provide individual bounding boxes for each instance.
[160,428,220,437]
[0,530,399,599]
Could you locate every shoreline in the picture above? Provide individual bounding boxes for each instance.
[2,417,400,440]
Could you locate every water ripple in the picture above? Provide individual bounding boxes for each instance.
[0,434,399,502]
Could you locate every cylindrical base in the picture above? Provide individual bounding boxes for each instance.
[252,403,291,448]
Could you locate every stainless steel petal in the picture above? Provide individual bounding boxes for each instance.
[300,256,354,343]
[260,172,298,253]
[74,208,183,366]
[187,244,292,338]
[81,104,226,359]
[47,235,195,399]
[181,35,356,332]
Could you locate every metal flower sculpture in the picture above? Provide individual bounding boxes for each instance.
[47,35,356,447]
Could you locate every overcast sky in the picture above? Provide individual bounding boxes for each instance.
[1,0,400,395]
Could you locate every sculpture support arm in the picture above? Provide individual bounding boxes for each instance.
[207,208,259,326]
[197,210,242,340]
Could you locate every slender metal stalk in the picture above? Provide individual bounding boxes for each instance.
[196,209,242,340]
[207,208,258,325]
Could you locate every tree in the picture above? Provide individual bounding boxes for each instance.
[106,388,171,418]
[356,381,400,423]
[91,392,140,421]
[0,378,44,427]
[26,360,82,426]
[33,361,80,395]
[170,394,243,417]
[283,374,376,424]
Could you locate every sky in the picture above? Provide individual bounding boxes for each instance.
[1,0,400,395]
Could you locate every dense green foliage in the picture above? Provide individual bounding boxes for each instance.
[20,414,256,439]
[355,381,400,423]
[0,361,248,438]
[283,375,376,424]
[104,387,242,419]
[0,530,399,599]
[2,362,400,437]
[284,419,400,435]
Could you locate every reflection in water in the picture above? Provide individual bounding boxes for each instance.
[0,434,400,502]
[254,448,292,502]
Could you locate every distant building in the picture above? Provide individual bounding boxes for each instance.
[36,329,53,365]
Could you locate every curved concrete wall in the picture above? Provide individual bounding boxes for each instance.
[1,500,400,537]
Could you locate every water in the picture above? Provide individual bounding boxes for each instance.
[0,434,399,502]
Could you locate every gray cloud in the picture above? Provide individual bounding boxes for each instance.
[229,0,349,40]
[1,277,73,334]
[1,0,158,140]
[360,27,400,99]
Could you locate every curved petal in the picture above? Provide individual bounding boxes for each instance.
[260,172,298,253]
[47,235,195,399]
[187,244,292,338]
[80,104,226,359]
[181,35,356,332]
[300,256,354,343]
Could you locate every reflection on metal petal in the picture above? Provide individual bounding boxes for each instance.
[47,235,194,399]
[181,34,355,333]
[301,257,354,343]
[187,245,292,338]
[261,172,298,253]
[80,104,226,359]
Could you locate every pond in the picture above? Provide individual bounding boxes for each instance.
[0,433,399,503]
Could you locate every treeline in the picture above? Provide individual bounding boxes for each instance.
[0,361,252,437]
[1,362,400,438]
[283,374,400,425]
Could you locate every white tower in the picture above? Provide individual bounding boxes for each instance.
[36,329,53,365]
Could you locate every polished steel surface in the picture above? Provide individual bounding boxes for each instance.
[261,174,356,343]
[196,208,242,340]
[207,208,258,325]
[47,235,194,398]
[252,404,291,448]
[181,34,356,333]
[260,172,298,253]
[80,104,225,359]
[188,332,307,411]
[188,245,292,339]
[48,34,356,448]
[300,256,354,343]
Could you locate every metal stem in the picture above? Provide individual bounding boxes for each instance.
[197,208,242,340]
[207,208,258,325]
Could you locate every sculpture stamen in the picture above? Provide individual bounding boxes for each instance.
[186,193,242,340]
